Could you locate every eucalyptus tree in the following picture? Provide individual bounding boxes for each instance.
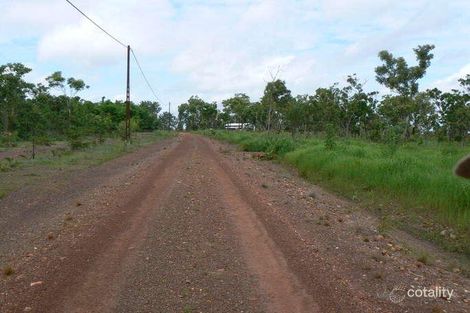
[0,63,33,134]
[339,74,378,137]
[178,96,218,130]
[261,79,292,131]
[429,74,470,141]
[375,44,435,139]
[222,93,252,123]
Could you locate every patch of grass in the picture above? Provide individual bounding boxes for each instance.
[0,158,19,172]
[39,132,174,169]
[431,306,444,313]
[183,305,193,313]
[373,272,384,280]
[204,130,470,256]
[416,251,433,265]
[0,132,175,199]
[3,265,14,276]
[377,216,395,235]
[64,214,73,222]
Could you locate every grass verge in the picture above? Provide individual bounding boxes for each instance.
[203,130,470,256]
[0,131,175,198]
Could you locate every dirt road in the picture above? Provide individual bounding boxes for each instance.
[1,134,468,312]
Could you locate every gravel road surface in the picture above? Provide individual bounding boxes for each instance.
[1,134,468,313]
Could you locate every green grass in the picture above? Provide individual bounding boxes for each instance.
[0,131,175,198]
[203,130,470,255]
[0,158,20,172]
[12,132,173,169]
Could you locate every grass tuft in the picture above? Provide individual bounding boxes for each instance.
[3,265,14,276]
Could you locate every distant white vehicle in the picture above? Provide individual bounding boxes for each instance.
[224,123,254,130]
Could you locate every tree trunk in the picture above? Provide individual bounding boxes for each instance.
[2,109,8,132]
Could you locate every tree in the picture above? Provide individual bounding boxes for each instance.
[222,93,252,123]
[135,101,161,130]
[46,71,89,97]
[261,79,292,131]
[45,71,89,131]
[308,86,341,133]
[375,45,434,97]
[159,112,177,130]
[178,96,218,130]
[375,44,435,139]
[0,63,33,133]
[338,74,377,137]
[285,95,309,135]
[429,75,470,141]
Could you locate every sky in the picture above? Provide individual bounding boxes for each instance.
[0,0,469,114]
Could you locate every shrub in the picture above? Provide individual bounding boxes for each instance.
[0,158,19,172]
[0,132,19,147]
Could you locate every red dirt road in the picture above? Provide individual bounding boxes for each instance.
[1,134,468,312]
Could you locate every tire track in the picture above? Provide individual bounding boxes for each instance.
[15,135,194,313]
[195,136,320,313]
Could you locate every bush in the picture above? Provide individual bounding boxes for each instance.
[68,138,89,150]
[66,128,88,150]
[0,132,19,147]
[324,124,337,150]
[34,135,52,146]
[0,158,19,172]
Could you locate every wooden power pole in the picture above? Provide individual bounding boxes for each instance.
[125,45,131,141]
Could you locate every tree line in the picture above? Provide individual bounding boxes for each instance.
[0,65,177,148]
[178,44,469,143]
[1,43,469,149]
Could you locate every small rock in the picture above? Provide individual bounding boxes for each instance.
[30,281,43,287]
[449,233,456,240]
[24,307,32,312]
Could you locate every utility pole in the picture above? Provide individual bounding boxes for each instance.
[168,102,171,130]
[125,45,131,141]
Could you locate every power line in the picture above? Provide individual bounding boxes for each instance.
[65,0,163,105]
[65,0,127,48]
[131,49,162,103]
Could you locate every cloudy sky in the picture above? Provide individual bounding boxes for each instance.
[1,0,469,113]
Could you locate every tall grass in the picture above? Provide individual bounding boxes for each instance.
[205,130,470,233]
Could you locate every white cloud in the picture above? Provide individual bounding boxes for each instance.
[38,21,123,66]
[431,63,470,91]
[1,0,469,105]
